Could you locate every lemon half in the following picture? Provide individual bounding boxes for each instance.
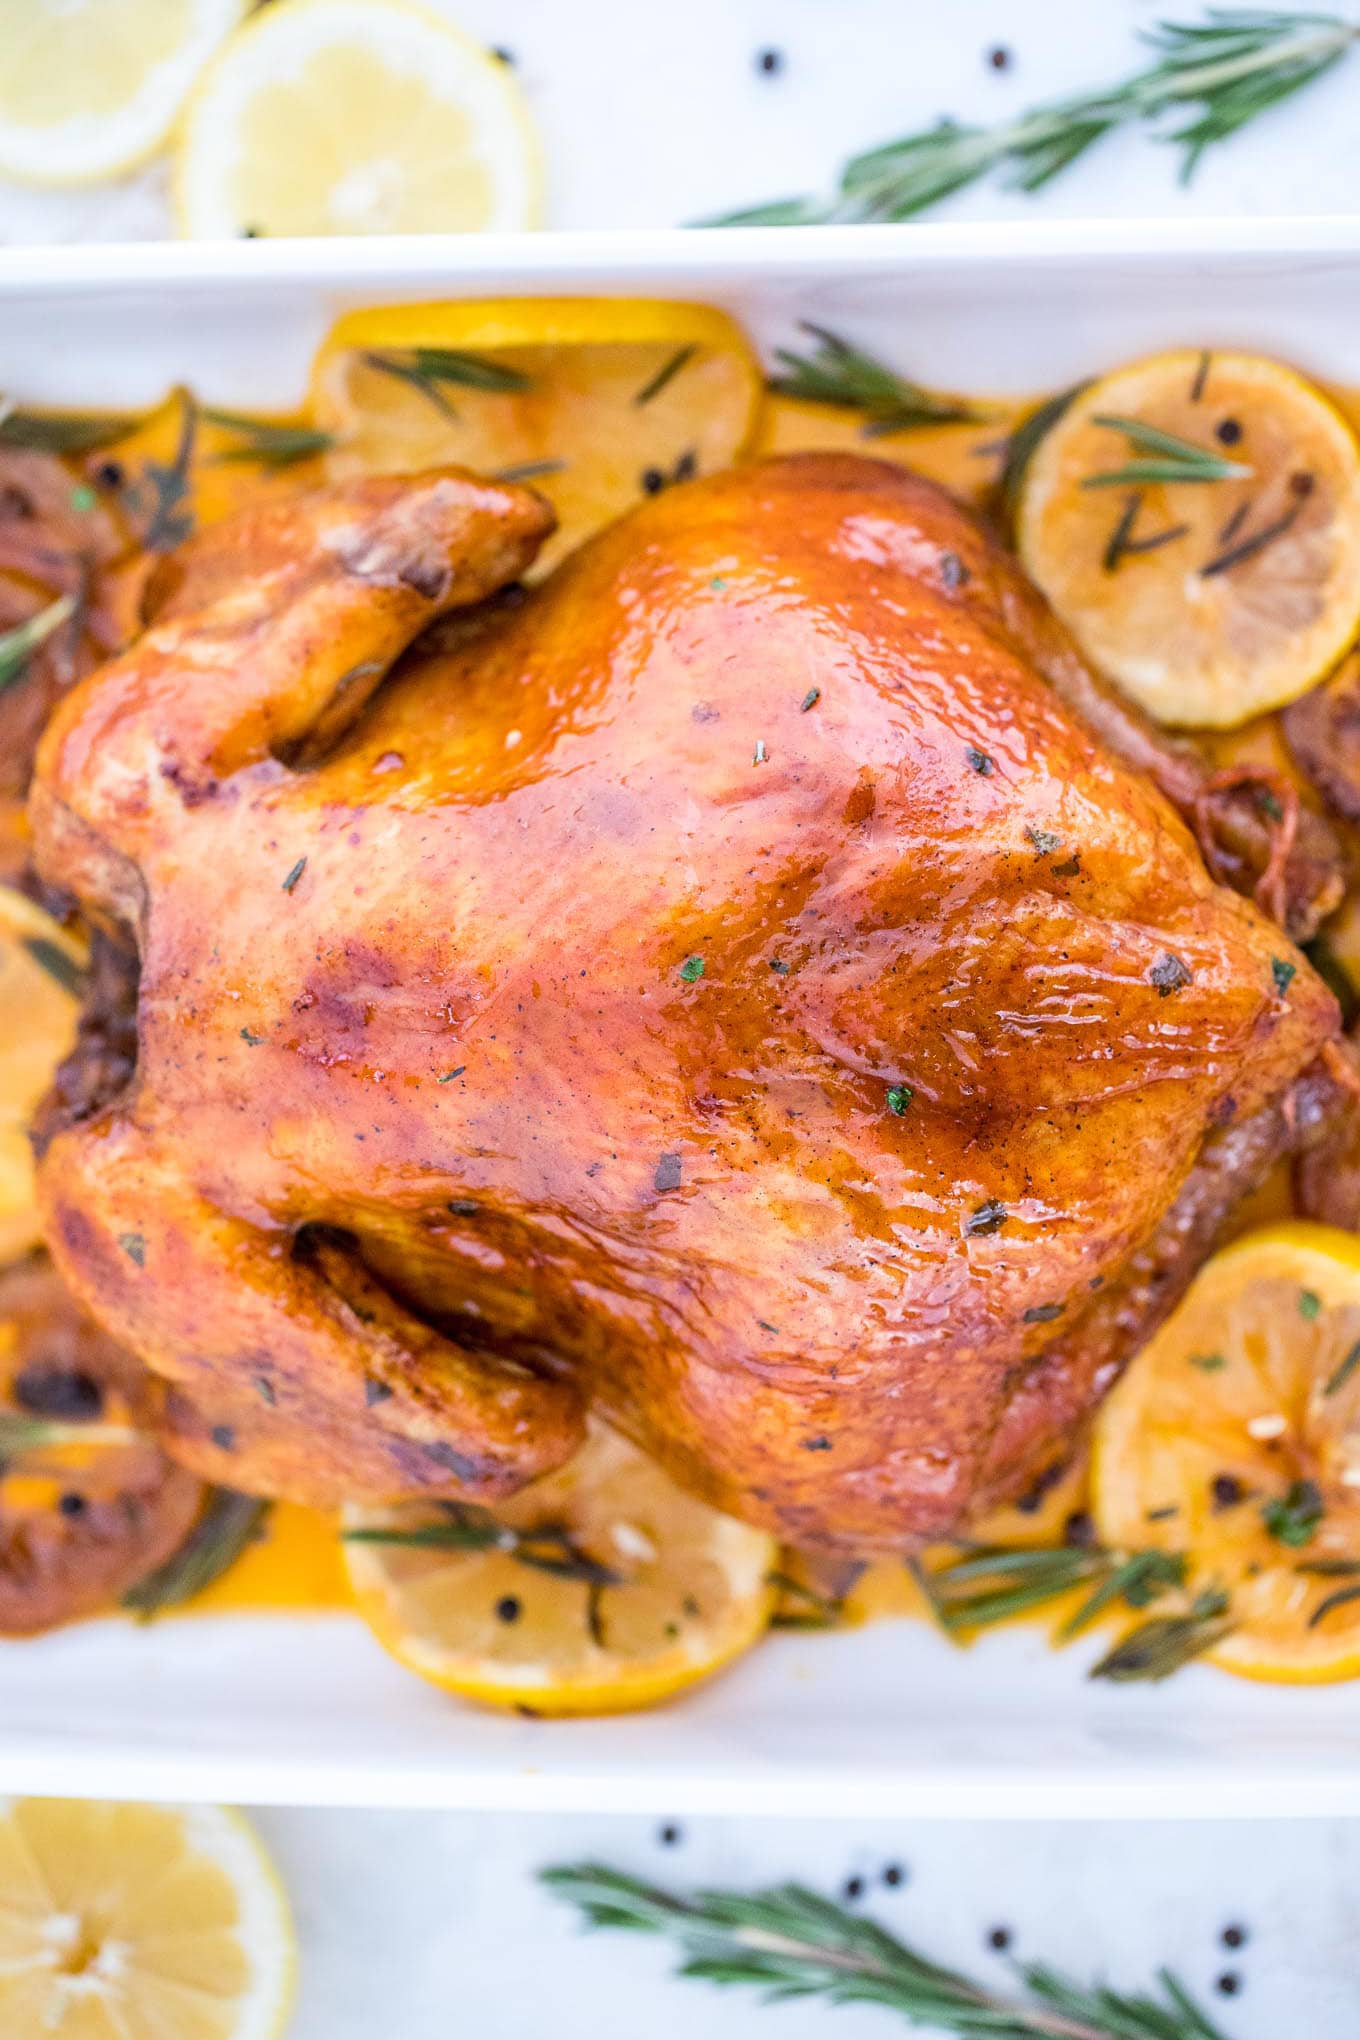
[174,0,541,239]
[313,296,761,575]
[1017,349,1360,729]
[0,1800,295,2039]
[343,1422,777,1715]
[1094,1223,1360,1682]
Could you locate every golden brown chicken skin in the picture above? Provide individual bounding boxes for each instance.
[30,454,1339,1549]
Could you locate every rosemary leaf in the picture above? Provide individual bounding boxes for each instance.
[362,347,531,420]
[1082,414,1250,489]
[1089,1589,1232,1683]
[542,1863,1233,2040]
[202,408,335,467]
[21,935,85,997]
[998,382,1091,524]
[921,1544,1111,1632]
[342,1504,623,1587]
[0,592,76,694]
[0,403,137,454]
[767,324,986,435]
[122,1489,269,1618]
[707,11,1360,225]
[635,346,697,406]
[1059,1550,1185,1639]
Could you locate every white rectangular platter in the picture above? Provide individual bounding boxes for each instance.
[3,219,1360,1818]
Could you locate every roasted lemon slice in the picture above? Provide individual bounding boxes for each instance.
[1016,349,1360,729]
[174,0,541,238]
[0,0,244,187]
[0,885,84,1266]
[0,1799,294,2038]
[1093,1222,1360,1683]
[312,298,762,575]
[342,1422,777,1715]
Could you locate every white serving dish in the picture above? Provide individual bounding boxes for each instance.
[4,219,1360,1820]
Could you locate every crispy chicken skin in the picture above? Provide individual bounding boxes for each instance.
[29,454,1339,1549]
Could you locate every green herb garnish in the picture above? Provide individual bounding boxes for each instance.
[123,1490,270,1619]
[361,347,531,419]
[634,346,697,407]
[999,383,1091,524]
[343,1502,622,1587]
[0,402,136,454]
[542,1862,1235,2040]
[1261,1477,1324,1547]
[1088,1587,1232,1682]
[679,955,705,982]
[0,592,77,694]
[886,1085,913,1116]
[767,324,986,436]
[1299,1288,1322,1320]
[202,408,335,467]
[707,11,1359,225]
[1324,1339,1360,1397]
[1271,956,1296,996]
[1081,414,1250,490]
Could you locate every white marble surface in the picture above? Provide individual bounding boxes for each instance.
[6,2,1360,2032]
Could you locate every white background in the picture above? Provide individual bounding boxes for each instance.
[6,2,1360,2034]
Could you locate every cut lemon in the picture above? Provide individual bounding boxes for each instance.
[1016,349,1360,729]
[174,0,541,238]
[0,0,244,187]
[0,1799,294,2038]
[1093,1222,1360,1682]
[313,298,762,575]
[0,886,84,1265]
[342,1422,777,1715]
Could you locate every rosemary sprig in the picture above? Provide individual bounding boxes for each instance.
[361,347,531,420]
[768,1570,850,1631]
[123,389,197,552]
[0,591,77,693]
[0,400,136,454]
[542,1865,1234,2040]
[1089,1589,1233,1682]
[201,408,335,468]
[1297,1560,1360,1629]
[1082,414,1250,489]
[122,1489,269,1619]
[709,11,1360,225]
[342,1501,623,1587]
[998,383,1092,523]
[767,325,987,437]
[0,1410,141,1463]
[921,1544,1112,1631]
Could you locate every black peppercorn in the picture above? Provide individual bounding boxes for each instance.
[495,1594,522,1624]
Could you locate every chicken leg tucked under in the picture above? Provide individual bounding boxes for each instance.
[30,454,1338,1548]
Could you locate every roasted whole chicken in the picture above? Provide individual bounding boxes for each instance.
[29,453,1344,1550]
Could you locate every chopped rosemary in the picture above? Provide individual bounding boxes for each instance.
[707,11,1360,225]
[202,408,335,467]
[281,857,307,894]
[542,1862,1234,2040]
[0,591,77,694]
[21,934,84,998]
[1082,414,1250,490]
[767,324,986,436]
[800,686,820,712]
[361,347,530,418]
[679,954,705,982]
[634,345,697,406]
[886,1085,913,1116]
[342,1502,623,1587]
[1261,1477,1324,1547]
[1270,956,1296,996]
[1299,1288,1322,1320]
[123,1490,270,1618]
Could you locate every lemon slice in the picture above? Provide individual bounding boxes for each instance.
[0,885,84,1266]
[313,297,762,575]
[1093,1222,1360,1682]
[174,0,541,239]
[0,1799,294,2038]
[1016,349,1360,729]
[0,0,244,187]
[343,1422,777,1715]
